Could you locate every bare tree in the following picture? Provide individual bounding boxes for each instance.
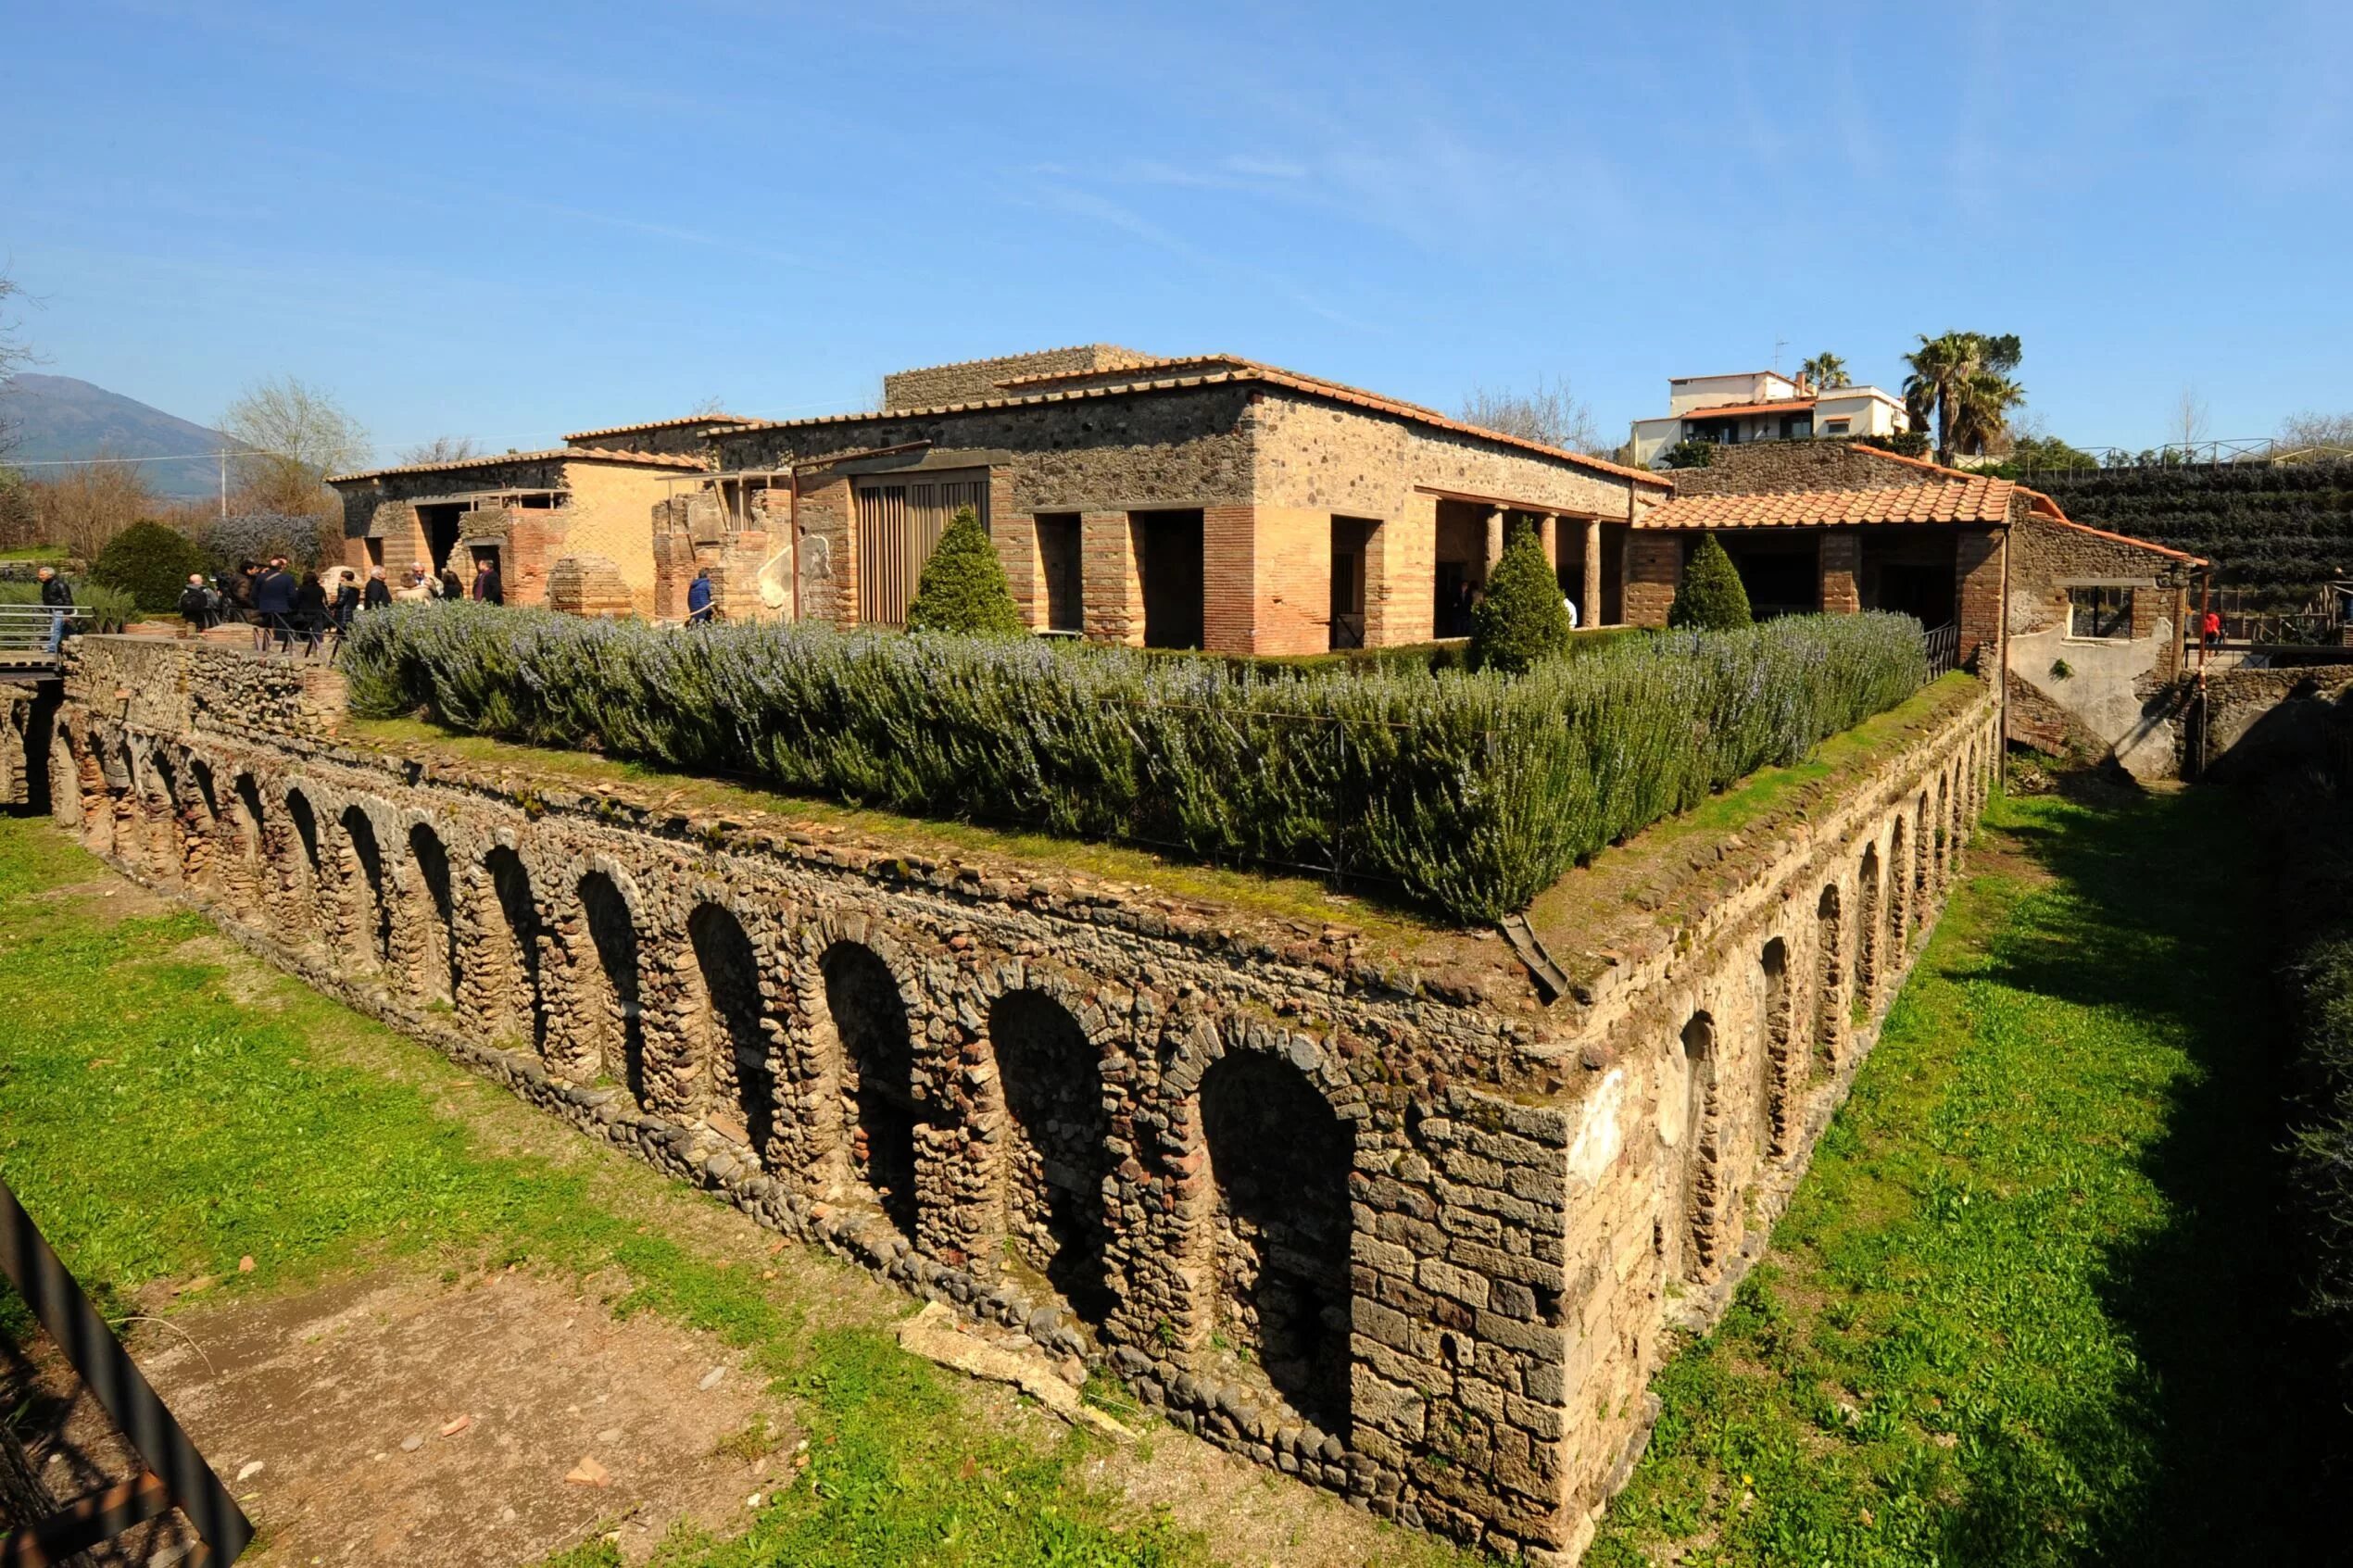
[0,269,47,457]
[1459,375,1605,456]
[396,434,481,466]
[2171,384,2210,452]
[31,454,157,559]
[689,394,734,418]
[2278,410,2353,455]
[220,376,370,517]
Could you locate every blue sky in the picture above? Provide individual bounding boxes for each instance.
[6,0,2347,462]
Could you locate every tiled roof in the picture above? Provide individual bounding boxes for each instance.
[715,368,1672,488]
[991,354,1450,419]
[891,343,1151,377]
[1638,477,2016,530]
[1680,399,1818,420]
[562,414,745,442]
[328,446,709,484]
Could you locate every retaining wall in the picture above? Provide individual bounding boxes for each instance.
[44,637,1997,1563]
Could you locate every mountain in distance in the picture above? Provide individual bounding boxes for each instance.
[1,373,233,500]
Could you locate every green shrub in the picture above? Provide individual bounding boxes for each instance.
[343,605,1928,922]
[1660,439,1715,470]
[90,521,207,613]
[904,508,1025,638]
[1668,534,1753,632]
[1469,525,1573,673]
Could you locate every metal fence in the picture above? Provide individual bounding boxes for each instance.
[1922,622,1960,678]
[0,1176,253,1564]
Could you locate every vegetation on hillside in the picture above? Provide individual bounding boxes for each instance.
[2025,461,2353,607]
[340,604,1927,922]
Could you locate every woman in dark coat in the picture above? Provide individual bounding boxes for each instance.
[331,569,361,633]
[438,566,465,603]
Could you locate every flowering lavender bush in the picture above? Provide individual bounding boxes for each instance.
[342,606,1929,922]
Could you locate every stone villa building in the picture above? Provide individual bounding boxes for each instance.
[332,344,2199,771]
[643,346,1671,652]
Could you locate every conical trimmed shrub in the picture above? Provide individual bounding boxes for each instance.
[1469,523,1574,673]
[904,507,1026,638]
[1668,533,1753,632]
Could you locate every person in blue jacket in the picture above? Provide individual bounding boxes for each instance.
[686,567,716,624]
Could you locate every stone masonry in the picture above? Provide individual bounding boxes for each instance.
[44,636,1997,1563]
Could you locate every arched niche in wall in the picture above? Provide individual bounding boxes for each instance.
[990,988,1114,1328]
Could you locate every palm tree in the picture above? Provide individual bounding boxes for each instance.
[1902,332,2022,464]
[1799,353,1851,393]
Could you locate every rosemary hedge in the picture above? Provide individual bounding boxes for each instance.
[342,605,1929,922]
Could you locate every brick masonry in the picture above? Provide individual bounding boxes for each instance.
[45,637,1997,1564]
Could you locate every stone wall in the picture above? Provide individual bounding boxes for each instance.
[2005,512,2196,778]
[48,637,1995,1563]
[881,345,1153,411]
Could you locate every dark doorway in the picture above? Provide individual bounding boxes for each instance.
[1199,1052,1353,1431]
[824,942,922,1242]
[992,991,1114,1326]
[1036,513,1083,633]
[1329,517,1376,650]
[418,504,464,573]
[689,903,774,1159]
[1135,509,1204,650]
[1719,534,1820,620]
[1862,533,1959,632]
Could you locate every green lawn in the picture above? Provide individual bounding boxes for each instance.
[1591,785,2332,1566]
[0,817,1195,1567]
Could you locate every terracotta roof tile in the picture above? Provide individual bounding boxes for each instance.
[1679,398,1819,420]
[715,368,1671,488]
[329,446,709,484]
[1637,477,2016,530]
[562,413,745,442]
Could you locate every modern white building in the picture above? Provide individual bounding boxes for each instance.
[1629,370,1912,469]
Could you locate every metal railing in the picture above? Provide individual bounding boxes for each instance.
[1922,622,1960,678]
[0,1176,253,1564]
[0,606,73,670]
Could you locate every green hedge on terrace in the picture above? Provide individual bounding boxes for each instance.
[340,605,1930,923]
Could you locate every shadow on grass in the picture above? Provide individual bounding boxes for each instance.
[1959,786,2347,1563]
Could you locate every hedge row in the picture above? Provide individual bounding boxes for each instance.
[341,606,1930,922]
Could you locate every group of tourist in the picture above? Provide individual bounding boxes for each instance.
[155,553,507,658]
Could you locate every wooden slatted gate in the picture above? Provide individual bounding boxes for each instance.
[855,472,988,628]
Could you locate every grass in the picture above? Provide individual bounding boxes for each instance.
[0,816,1196,1566]
[1588,784,2335,1566]
[0,544,68,562]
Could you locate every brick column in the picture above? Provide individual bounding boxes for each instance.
[987,471,1038,630]
[1539,514,1558,571]
[1202,503,1256,655]
[1373,493,1439,646]
[1583,519,1604,626]
[1082,511,1141,646]
[1819,530,1861,615]
[1956,527,2006,667]
[1484,508,1506,579]
[1625,533,1682,628]
[794,473,856,629]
